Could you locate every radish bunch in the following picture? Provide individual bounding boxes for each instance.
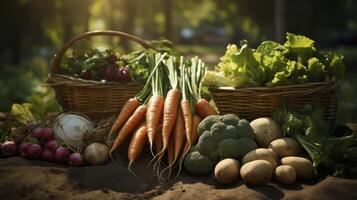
[1,126,85,167]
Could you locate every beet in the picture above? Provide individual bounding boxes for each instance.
[32,127,42,138]
[41,128,54,141]
[45,140,59,153]
[18,142,31,157]
[26,144,43,159]
[104,66,116,81]
[41,150,55,162]
[55,146,71,163]
[115,67,131,82]
[1,141,17,157]
[68,152,85,167]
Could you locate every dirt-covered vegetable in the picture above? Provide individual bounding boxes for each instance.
[196,114,257,162]
[242,148,278,169]
[250,117,282,147]
[83,143,109,165]
[269,137,302,158]
[281,156,314,180]
[240,160,273,186]
[274,165,296,185]
[214,158,241,185]
[184,146,215,175]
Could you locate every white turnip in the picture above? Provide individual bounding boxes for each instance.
[55,146,71,163]
[27,144,43,159]
[68,152,85,167]
[83,143,109,165]
[1,141,17,157]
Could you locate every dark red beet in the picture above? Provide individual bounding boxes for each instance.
[1,141,17,157]
[41,150,55,162]
[45,140,59,153]
[55,147,71,163]
[27,144,43,159]
[18,142,31,157]
[41,128,54,141]
[32,127,42,138]
[115,67,132,82]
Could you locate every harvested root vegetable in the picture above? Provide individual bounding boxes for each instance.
[281,156,314,180]
[242,148,278,169]
[240,160,273,186]
[18,142,31,157]
[250,117,282,147]
[41,150,55,162]
[45,140,60,153]
[268,138,302,158]
[1,141,17,157]
[55,146,71,163]
[68,152,85,167]
[128,123,147,174]
[27,144,43,159]
[274,165,296,185]
[84,143,109,165]
[214,158,241,185]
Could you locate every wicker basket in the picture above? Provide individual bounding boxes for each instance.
[209,81,340,131]
[48,30,152,120]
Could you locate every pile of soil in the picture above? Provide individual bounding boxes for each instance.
[1,156,357,200]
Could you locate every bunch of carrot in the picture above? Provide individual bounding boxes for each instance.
[107,52,218,180]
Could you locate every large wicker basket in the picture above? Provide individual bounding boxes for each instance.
[209,81,340,131]
[48,30,152,120]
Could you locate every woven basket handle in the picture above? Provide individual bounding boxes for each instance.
[52,30,152,73]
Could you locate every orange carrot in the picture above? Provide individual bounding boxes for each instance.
[160,88,181,154]
[154,124,163,155]
[176,114,201,178]
[146,95,164,155]
[167,133,175,179]
[128,123,147,175]
[195,99,218,119]
[107,98,140,145]
[110,105,147,153]
[181,99,193,146]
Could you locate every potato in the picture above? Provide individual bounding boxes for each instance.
[242,148,278,169]
[250,117,282,147]
[274,165,296,185]
[281,156,314,180]
[268,137,302,158]
[240,160,273,186]
[214,158,241,185]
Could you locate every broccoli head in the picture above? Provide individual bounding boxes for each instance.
[184,147,215,175]
[194,114,258,163]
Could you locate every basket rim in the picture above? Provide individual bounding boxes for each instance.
[47,73,144,87]
[209,81,339,92]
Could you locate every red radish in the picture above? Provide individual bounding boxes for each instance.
[115,67,131,82]
[1,141,17,157]
[55,146,71,163]
[41,128,54,141]
[41,150,55,162]
[45,140,59,153]
[18,142,31,157]
[68,153,85,167]
[27,144,43,159]
[32,127,42,138]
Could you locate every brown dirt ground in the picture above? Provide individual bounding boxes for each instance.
[1,155,357,200]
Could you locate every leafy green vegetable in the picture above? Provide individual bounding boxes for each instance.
[206,33,345,88]
[10,103,42,125]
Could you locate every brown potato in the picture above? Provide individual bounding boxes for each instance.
[214,159,241,185]
[240,160,273,186]
[281,156,314,180]
[274,165,296,185]
[269,137,302,158]
[250,117,282,147]
[242,148,278,169]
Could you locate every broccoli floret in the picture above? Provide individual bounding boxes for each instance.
[237,119,255,139]
[218,138,241,159]
[208,150,220,162]
[235,137,258,158]
[198,115,220,136]
[225,125,239,139]
[184,148,215,175]
[197,131,218,155]
[219,114,240,126]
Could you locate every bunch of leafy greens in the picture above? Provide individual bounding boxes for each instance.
[272,104,357,178]
[203,33,345,88]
